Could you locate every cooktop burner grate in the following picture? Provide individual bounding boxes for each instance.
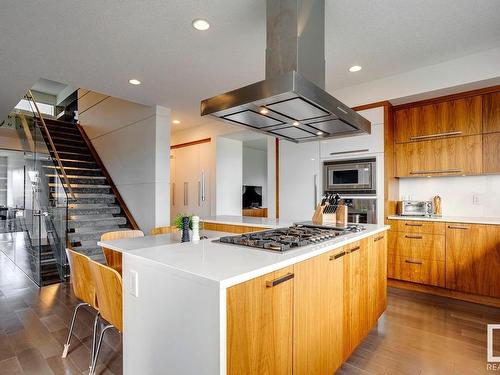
[218,224,366,252]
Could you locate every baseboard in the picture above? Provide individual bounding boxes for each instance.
[388,279,500,308]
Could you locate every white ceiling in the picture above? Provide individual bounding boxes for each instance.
[1,0,499,132]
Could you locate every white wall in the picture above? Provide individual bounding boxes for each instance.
[78,89,171,233]
[242,146,267,207]
[399,175,500,218]
[332,47,500,107]
[266,138,277,219]
[215,137,242,215]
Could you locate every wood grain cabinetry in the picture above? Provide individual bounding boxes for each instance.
[445,223,500,298]
[395,135,482,177]
[395,96,482,143]
[483,132,500,174]
[242,208,268,217]
[387,220,445,287]
[483,91,500,133]
[228,231,388,375]
[227,266,294,375]
[293,249,344,375]
[201,222,269,233]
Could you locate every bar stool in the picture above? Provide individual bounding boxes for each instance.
[101,229,144,274]
[88,259,123,375]
[150,225,177,235]
[62,249,98,359]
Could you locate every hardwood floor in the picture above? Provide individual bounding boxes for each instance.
[0,249,499,374]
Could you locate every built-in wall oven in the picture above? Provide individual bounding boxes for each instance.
[342,197,377,224]
[323,158,376,195]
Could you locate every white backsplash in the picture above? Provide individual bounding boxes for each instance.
[399,175,500,218]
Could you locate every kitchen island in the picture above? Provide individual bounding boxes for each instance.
[99,222,389,375]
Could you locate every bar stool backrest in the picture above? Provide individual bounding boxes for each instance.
[66,248,97,309]
[101,230,144,274]
[89,260,123,332]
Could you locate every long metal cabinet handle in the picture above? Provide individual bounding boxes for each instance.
[349,246,360,253]
[409,131,462,140]
[374,235,385,242]
[405,223,423,227]
[447,225,469,230]
[198,181,201,206]
[313,174,318,209]
[410,169,462,175]
[201,172,206,202]
[330,251,346,260]
[266,273,294,288]
[330,149,369,155]
[405,259,423,265]
[184,182,188,206]
[405,234,423,239]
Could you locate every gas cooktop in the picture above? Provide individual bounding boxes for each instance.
[218,224,366,252]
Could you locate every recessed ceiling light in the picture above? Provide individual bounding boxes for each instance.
[192,19,210,31]
[316,131,324,136]
[260,108,269,114]
[292,121,300,126]
[172,120,181,124]
[128,79,141,85]
[348,65,362,72]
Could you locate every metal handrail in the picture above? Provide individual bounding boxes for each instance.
[26,90,76,200]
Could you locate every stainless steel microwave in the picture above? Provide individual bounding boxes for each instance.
[323,158,376,194]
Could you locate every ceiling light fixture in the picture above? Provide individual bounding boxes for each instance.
[172,120,181,124]
[348,65,362,73]
[316,131,324,136]
[292,121,300,126]
[260,108,269,114]
[192,19,210,31]
[128,79,141,85]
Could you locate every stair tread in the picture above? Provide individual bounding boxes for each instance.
[49,183,110,189]
[58,158,96,164]
[68,203,120,208]
[69,214,119,220]
[45,174,106,179]
[43,165,101,171]
[53,192,115,198]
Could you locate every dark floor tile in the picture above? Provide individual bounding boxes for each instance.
[0,334,15,362]
[41,313,67,333]
[0,356,23,375]
[16,347,54,375]
[46,354,82,375]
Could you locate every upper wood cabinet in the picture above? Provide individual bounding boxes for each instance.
[227,266,294,375]
[395,96,482,143]
[395,135,482,177]
[446,224,500,298]
[483,91,500,133]
[483,132,500,174]
[293,250,344,375]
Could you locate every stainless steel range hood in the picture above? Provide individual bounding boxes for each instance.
[200,0,371,143]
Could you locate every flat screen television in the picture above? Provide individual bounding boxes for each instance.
[242,185,262,208]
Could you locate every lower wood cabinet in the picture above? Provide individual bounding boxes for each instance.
[446,223,500,298]
[202,222,269,233]
[227,232,388,375]
[293,248,344,375]
[226,266,294,375]
[388,256,445,287]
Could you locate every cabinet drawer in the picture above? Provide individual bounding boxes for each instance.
[388,256,445,287]
[394,220,445,235]
[388,231,445,261]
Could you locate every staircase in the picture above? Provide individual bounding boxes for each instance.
[40,118,134,260]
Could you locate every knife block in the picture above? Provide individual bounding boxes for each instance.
[312,204,348,226]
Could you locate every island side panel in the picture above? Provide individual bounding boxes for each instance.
[122,254,222,375]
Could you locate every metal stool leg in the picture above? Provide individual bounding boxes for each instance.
[62,302,88,358]
[90,312,101,369]
[89,324,114,375]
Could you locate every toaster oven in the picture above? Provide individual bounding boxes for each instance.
[397,201,433,216]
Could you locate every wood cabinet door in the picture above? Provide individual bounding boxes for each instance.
[368,233,387,323]
[395,135,482,177]
[483,91,500,133]
[395,107,419,143]
[483,132,500,174]
[227,266,294,375]
[343,239,369,359]
[446,224,500,298]
[293,250,344,375]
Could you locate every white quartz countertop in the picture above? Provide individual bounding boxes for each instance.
[98,224,389,288]
[387,215,500,225]
[201,215,296,228]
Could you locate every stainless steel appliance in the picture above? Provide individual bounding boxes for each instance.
[323,158,376,194]
[200,0,371,143]
[343,198,377,224]
[219,224,366,252]
[397,201,433,216]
